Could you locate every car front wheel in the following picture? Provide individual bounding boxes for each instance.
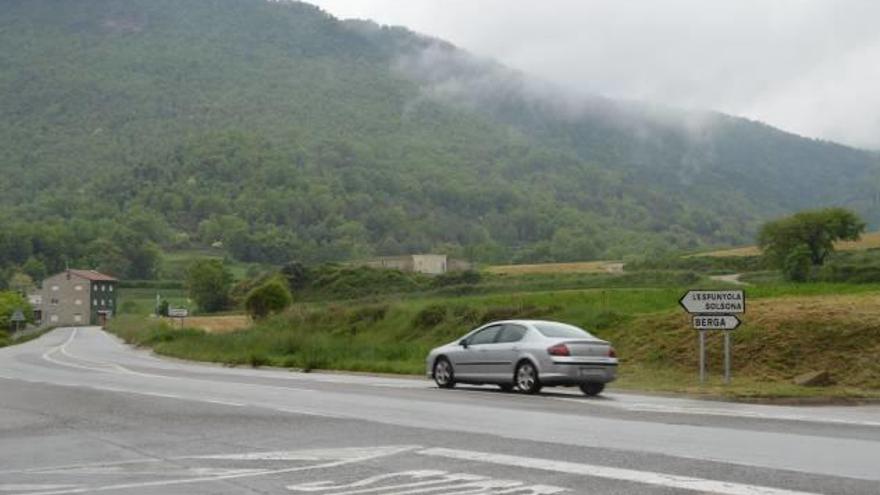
[433,358,456,389]
[515,362,542,394]
[579,382,605,396]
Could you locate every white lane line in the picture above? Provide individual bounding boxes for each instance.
[417,448,822,495]
[0,486,80,492]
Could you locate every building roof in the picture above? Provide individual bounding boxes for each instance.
[67,269,118,282]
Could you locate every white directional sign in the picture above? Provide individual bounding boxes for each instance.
[679,290,745,315]
[168,308,189,318]
[693,315,741,331]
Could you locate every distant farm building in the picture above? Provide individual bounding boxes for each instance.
[29,270,119,327]
[361,254,471,275]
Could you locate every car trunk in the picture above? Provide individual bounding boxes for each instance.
[563,340,610,357]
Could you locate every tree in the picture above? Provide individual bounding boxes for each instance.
[185,260,233,313]
[7,273,34,295]
[782,245,813,282]
[0,291,32,330]
[22,258,47,283]
[157,299,170,317]
[244,278,293,320]
[280,261,310,291]
[758,208,866,268]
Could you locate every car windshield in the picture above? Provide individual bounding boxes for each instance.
[533,322,593,339]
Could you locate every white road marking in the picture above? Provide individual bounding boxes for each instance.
[286,470,566,495]
[10,446,419,495]
[191,446,414,462]
[418,448,822,495]
[287,470,484,493]
[0,487,79,493]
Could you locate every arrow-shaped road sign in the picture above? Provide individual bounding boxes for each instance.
[679,290,745,315]
[693,315,741,331]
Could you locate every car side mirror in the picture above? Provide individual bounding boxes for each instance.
[459,339,469,349]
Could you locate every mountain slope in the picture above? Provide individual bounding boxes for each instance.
[0,0,878,279]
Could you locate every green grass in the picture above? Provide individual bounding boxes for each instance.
[161,249,273,281]
[118,288,188,316]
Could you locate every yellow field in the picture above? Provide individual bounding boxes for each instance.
[487,261,624,275]
[700,231,880,258]
[165,315,252,334]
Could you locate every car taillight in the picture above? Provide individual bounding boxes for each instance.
[547,344,570,357]
[608,347,617,358]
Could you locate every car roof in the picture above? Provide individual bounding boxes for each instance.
[482,319,574,327]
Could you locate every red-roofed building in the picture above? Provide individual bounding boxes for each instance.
[30,270,119,327]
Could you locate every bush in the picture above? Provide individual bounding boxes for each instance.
[413,304,448,328]
[432,270,482,287]
[452,305,481,324]
[348,304,388,324]
[245,279,293,320]
[281,261,311,290]
[157,299,170,317]
[305,264,430,300]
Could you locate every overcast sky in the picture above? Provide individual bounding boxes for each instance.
[309,0,880,150]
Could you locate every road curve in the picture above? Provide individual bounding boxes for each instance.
[0,327,878,494]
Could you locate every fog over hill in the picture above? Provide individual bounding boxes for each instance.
[0,0,878,278]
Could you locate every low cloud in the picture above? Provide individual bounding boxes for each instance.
[310,0,880,149]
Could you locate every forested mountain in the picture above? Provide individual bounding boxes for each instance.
[1,0,878,281]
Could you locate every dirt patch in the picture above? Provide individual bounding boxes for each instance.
[166,315,252,334]
[487,261,623,275]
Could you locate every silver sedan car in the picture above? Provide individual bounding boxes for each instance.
[425,320,618,396]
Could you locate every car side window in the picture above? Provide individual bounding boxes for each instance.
[497,324,527,343]
[468,325,503,345]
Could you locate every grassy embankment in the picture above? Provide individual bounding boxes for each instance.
[110,273,880,400]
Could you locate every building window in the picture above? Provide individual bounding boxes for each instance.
[93,285,98,291]
[101,299,105,306]
[50,315,59,323]
[51,285,59,291]
[74,314,82,323]
[109,299,114,307]
[93,300,98,306]
[75,285,83,291]
[102,284,107,292]
[75,299,82,306]
[50,298,59,305]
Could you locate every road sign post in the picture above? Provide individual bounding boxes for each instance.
[10,308,26,334]
[724,333,731,385]
[699,331,706,384]
[681,290,745,385]
[168,308,189,328]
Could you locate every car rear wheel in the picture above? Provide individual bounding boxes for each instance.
[579,382,605,396]
[433,358,455,389]
[515,362,542,394]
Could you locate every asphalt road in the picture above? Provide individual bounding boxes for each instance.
[1,328,879,495]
